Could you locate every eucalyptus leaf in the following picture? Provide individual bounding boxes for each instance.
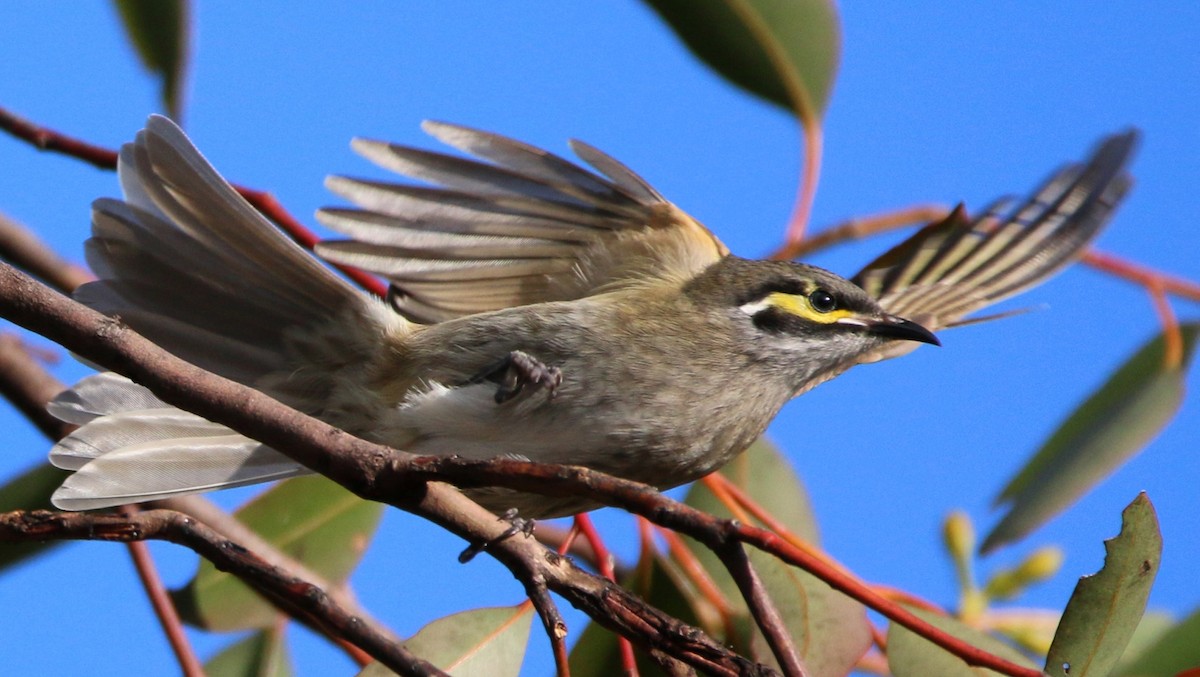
[205,628,294,677]
[983,325,1197,553]
[360,605,532,677]
[0,462,67,570]
[643,0,840,121]
[888,606,1036,677]
[1113,610,1194,677]
[113,0,191,119]
[1044,493,1162,677]
[172,475,384,631]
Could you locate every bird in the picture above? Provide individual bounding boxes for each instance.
[47,116,1136,517]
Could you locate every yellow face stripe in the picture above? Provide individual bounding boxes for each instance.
[766,292,854,324]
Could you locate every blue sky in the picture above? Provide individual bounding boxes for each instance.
[1,3,1197,675]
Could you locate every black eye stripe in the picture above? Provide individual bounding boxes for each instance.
[738,280,808,306]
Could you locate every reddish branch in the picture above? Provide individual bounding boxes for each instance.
[122,506,206,677]
[0,212,92,293]
[0,258,1036,676]
[0,509,447,677]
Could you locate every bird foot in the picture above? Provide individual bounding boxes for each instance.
[483,351,562,404]
[458,508,536,563]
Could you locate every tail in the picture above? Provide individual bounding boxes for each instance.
[50,116,389,510]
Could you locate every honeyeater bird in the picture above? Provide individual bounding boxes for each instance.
[48,117,1136,517]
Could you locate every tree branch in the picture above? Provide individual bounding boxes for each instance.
[0,251,1039,675]
[0,509,446,677]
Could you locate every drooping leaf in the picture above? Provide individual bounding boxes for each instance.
[887,606,1037,677]
[983,325,1197,553]
[205,627,294,677]
[680,439,870,676]
[642,0,841,121]
[1044,493,1162,677]
[1114,610,1196,677]
[0,462,67,570]
[172,475,384,631]
[113,0,191,120]
[359,605,533,677]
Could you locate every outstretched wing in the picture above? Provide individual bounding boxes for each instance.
[853,130,1137,356]
[316,122,728,323]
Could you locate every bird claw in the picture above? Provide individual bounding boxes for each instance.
[483,351,562,404]
[458,508,537,563]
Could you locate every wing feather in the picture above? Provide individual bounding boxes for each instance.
[318,123,727,322]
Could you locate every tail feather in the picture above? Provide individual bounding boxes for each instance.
[78,115,374,386]
[47,373,167,425]
[51,436,306,511]
[48,116,383,510]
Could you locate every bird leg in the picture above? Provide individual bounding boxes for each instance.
[458,508,537,563]
[478,350,563,404]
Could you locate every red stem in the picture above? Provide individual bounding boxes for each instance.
[123,506,204,677]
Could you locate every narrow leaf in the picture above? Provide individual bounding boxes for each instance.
[888,606,1037,677]
[983,325,1197,553]
[0,462,67,570]
[113,0,191,119]
[643,0,841,120]
[172,476,384,631]
[360,605,533,677]
[205,627,294,677]
[1044,493,1162,677]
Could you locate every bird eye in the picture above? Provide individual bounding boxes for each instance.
[809,289,837,313]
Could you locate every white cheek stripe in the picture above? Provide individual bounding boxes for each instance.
[739,299,772,316]
[835,317,868,327]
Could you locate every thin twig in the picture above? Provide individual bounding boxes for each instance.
[659,527,738,639]
[0,333,70,438]
[122,505,205,677]
[783,123,824,244]
[574,513,637,675]
[773,204,952,260]
[522,578,570,677]
[0,212,91,293]
[1083,249,1200,302]
[716,542,807,677]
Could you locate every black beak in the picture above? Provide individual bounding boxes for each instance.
[865,315,941,346]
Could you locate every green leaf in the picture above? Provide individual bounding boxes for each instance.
[113,0,191,119]
[888,606,1037,677]
[1044,493,1162,677]
[205,627,294,677]
[172,476,384,631]
[983,325,1198,553]
[0,462,68,570]
[689,438,820,542]
[360,605,533,677]
[1114,610,1193,677]
[681,439,870,675]
[642,0,841,121]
